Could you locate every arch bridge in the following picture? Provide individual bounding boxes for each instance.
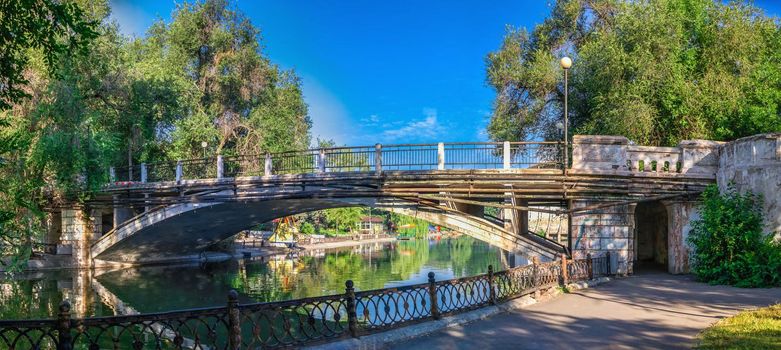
[50,135,726,273]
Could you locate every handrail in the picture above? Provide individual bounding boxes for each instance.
[107,141,565,185]
[0,254,611,349]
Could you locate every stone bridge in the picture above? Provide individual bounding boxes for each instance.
[47,133,781,274]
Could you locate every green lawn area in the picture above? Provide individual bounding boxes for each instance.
[695,304,781,350]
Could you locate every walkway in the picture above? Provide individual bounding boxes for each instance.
[390,271,781,350]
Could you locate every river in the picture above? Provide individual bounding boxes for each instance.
[0,236,526,320]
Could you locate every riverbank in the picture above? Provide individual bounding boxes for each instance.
[298,236,397,250]
[4,235,422,272]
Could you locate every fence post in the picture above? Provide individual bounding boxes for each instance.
[560,253,569,286]
[227,290,241,349]
[318,149,327,173]
[345,280,358,337]
[606,252,612,276]
[437,143,445,170]
[140,163,147,183]
[109,167,116,183]
[503,141,511,169]
[175,160,183,182]
[217,155,224,179]
[487,265,496,305]
[264,153,272,177]
[531,256,540,295]
[374,143,382,175]
[587,253,594,280]
[57,301,72,350]
[428,272,440,319]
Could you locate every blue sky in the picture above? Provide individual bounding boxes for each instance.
[109,0,781,146]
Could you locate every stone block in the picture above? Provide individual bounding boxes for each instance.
[601,238,629,250]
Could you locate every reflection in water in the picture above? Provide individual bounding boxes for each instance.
[0,236,527,319]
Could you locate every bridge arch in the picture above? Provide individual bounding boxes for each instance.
[92,196,562,266]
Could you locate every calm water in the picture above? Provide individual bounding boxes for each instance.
[0,236,525,320]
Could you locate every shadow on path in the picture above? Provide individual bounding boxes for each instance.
[389,272,781,350]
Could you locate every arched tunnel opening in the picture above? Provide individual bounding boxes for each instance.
[634,201,669,272]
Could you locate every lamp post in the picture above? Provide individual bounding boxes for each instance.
[560,56,572,175]
[201,141,208,158]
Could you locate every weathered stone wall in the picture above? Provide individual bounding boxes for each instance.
[571,135,630,173]
[717,133,781,236]
[662,200,700,274]
[571,201,635,275]
[571,135,721,177]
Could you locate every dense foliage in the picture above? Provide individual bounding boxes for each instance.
[0,0,98,110]
[486,0,781,145]
[0,0,310,264]
[688,185,781,287]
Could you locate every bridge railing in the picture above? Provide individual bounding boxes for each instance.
[0,253,610,349]
[107,141,563,185]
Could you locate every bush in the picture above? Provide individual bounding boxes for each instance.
[688,185,781,287]
[299,222,315,235]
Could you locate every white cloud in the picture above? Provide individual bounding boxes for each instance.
[382,108,445,142]
[360,114,381,126]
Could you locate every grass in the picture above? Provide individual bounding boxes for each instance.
[695,304,781,349]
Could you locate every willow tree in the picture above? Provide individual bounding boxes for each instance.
[486,0,781,146]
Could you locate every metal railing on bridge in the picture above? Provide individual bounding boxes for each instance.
[109,142,563,184]
[0,253,609,349]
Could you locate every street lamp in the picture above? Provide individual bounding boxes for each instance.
[201,141,208,158]
[560,56,572,175]
[560,56,573,255]
[555,121,564,138]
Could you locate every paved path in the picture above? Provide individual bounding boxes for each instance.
[390,272,781,350]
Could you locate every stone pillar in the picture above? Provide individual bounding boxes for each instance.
[112,195,134,229]
[46,211,62,246]
[570,200,635,275]
[502,196,528,235]
[679,139,722,177]
[662,200,700,274]
[89,209,103,241]
[60,209,94,268]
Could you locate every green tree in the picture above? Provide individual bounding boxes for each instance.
[0,0,311,266]
[323,207,365,233]
[688,185,781,287]
[0,0,103,266]
[486,0,781,146]
[144,0,311,159]
[0,0,98,109]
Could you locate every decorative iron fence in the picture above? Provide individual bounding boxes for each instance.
[107,142,564,185]
[0,253,611,349]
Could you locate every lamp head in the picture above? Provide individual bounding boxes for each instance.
[560,56,572,69]
[201,141,208,148]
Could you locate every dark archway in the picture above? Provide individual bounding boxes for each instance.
[634,201,668,271]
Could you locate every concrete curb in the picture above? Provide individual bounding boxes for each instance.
[305,277,612,350]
